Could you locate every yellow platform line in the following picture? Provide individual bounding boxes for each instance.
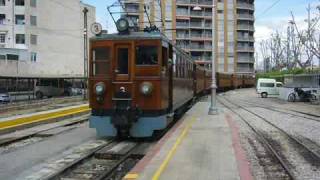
[0,105,90,130]
[152,117,197,180]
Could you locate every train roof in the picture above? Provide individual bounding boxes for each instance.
[90,32,168,41]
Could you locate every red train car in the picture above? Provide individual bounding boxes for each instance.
[88,18,254,138]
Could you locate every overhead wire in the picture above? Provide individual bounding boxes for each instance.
[256,0,282,20]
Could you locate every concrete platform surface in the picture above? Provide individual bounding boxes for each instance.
[125,98,252,180]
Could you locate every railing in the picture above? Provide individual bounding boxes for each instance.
[237,36,254,41]
[237,3,254,10]
[237,25,254,31]
[237,14,254,20]
[177,34,190,38]
[190,11,203,16]
[237,46,254,51]
[177,0,190,4]
[190,33,202,38]
[190,22,203,27]
[238,57,255,63]
[190,34,212,38]
[176,22,189,27]
[237,67,254,73]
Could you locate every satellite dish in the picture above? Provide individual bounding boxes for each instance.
[91,22,102,35]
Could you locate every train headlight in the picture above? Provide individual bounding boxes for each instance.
[140,82,153,96]
[95,82,106,96]
[116,18,129,33]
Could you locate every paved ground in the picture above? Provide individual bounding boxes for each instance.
[125,88,320,180]
[126,98,250,180]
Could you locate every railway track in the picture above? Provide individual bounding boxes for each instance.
[45,141,151,180]
[219,96,320,179]
[235,98,320,120]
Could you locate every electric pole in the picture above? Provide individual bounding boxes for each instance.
[83,7,88,100]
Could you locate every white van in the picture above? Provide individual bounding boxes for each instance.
[256,78,283,98]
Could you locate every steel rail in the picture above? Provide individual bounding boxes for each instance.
[218,97,296,180]
[236,98,320,120]
[222,97,320,161]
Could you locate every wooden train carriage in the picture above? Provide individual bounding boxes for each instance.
[232,74,243,89]
[216,73,233,90]
[172,47,195,110]
[243,74,255,87]
[204,70,212,90]
[89,32,173,137]
[194,65,206,95]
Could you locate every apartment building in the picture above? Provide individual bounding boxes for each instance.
[122,0,255,74]
[0,0,95,78]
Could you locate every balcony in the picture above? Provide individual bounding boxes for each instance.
[237,24,254,31]
[237,35,254,42]
[177,0,190,5]
[238,57,255,63]
[237,3,254,11]
[190,22,202,27]
[189,45,212,51]
[176,33,190,39]
[237,46,254,52]
[177,0,213,6]
[237,67,254,73]
[237,14,254,20]
[176,22,189,28]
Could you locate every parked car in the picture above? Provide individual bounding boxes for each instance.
[0,88,11,103]
[256,78,283,98]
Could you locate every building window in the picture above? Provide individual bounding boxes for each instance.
[15,0,25,6]
[7,54,19,61]
[30,0,36,7]
[30,34,37,45]
[30,16,37,26]
[15,15,25,25]
[0,14,5,24]
[31,52,37,62]
[0,34,5,43]
[16,34,25,44]
[0,0,5,6]
[0,54,5,60]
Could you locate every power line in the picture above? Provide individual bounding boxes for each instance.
[256,0,281,20]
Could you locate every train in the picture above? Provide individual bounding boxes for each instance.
[88,18,254,138]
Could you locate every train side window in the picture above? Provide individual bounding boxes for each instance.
[93,47,110,76]
[136,46,158,65]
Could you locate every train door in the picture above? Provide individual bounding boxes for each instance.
[114,44,131,82]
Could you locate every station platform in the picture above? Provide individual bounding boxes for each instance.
[124,98,252,180]
[0,104,90,133]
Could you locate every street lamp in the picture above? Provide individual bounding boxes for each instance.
[208,2,218,115]
[193,2,218,115]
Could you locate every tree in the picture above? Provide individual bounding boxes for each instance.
[291,3,320,68]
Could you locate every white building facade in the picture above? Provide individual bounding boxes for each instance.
[0,0,95,78]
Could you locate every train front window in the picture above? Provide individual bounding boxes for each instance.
[92,47,110,76]
[117,48,129,74]
[136,46,158,65]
